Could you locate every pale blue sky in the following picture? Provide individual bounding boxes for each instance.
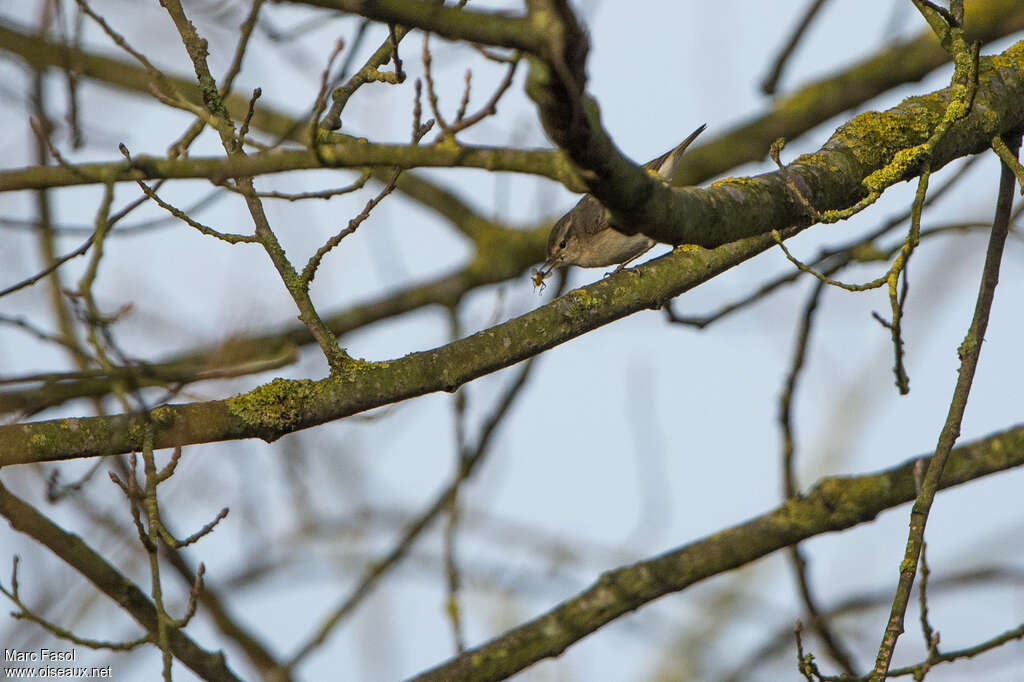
[0,2,1021,680]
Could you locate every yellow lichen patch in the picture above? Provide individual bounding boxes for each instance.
[555,288,601,320]
[832,103,939,171]
[570,288,600,308]
[792,153,843,175]
[864,142,929,191]
[434,135,461,152]
[226,377,325,432]
[340,357,380,377]
[150,405,176,426]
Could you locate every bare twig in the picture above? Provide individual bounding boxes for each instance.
[869,135,1020,680]
[0,231,95,299]
[761,0,831,95]
[777,280,857,675]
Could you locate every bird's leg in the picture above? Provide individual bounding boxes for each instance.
[605,251,646,277]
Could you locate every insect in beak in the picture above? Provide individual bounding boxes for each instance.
[532,264,551,290]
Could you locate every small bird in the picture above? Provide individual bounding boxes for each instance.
[534,124,706,286]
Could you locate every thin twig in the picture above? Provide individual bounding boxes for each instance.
[761,0,831,95]
[1,556,151,651]
[444,307,468,653]
[869,135,1020,681]
[121,147,256,244]
[0,232,95,298]
[668,155,979,326]
[778,280,858,675]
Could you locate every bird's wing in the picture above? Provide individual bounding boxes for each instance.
[644,123,707,181]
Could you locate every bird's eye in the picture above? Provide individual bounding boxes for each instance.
[559,240,567,249]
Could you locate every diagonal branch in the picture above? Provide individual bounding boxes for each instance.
[3,41,1022,248]
[410,425,1024,681]
[4,39,1024,463]
[0,225,789,464]
[533,41,1024,248]
[869,134,1020,680]
[1,8,1020,413]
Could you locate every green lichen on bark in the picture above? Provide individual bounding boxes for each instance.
[14,415,138,465]
[226,377,329,438]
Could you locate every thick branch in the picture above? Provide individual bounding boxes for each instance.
[0,224,546,415]
[6,0,1024,189]
[1,8,1020,415]
[4,42,1024,461]
[532,41,1024,247]
[1,228,784,463]
[674,0,1024,185]
[4,42,1021,250]
[411,425,1024,681]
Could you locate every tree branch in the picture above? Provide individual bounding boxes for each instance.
[410,424,1024,681]
[0,141,580,193]
[3,41,1021,251]
[534,41,1024,248]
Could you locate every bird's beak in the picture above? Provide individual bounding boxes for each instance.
[532,257,558,288]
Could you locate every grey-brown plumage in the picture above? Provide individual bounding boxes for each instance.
[535,124,706,282]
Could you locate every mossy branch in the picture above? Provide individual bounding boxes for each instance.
[411,425,1024,682]
[3,36,1024,460]
[1,225,781,464]
[560,40,1024,248]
